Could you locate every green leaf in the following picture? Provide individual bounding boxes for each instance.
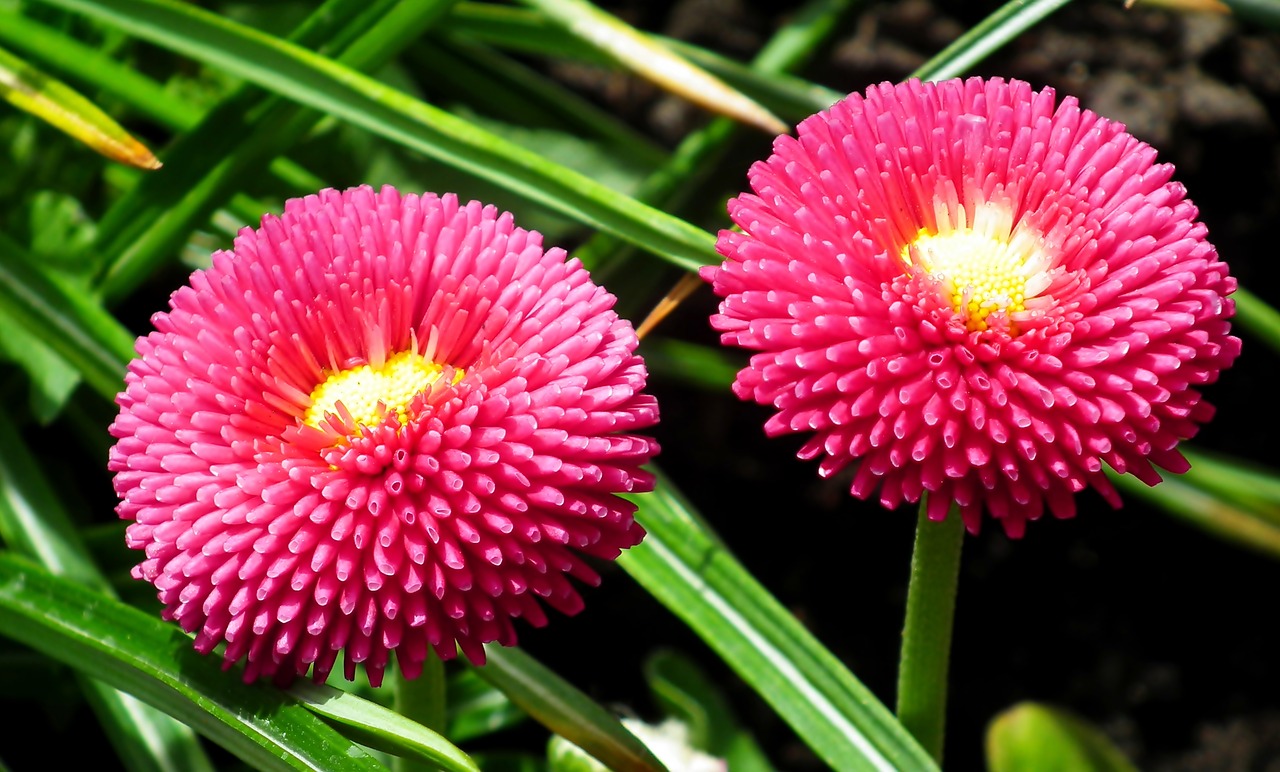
[1108,465,1280,561]
[289,681,479,772]
[475,646,668,772]
[620,471,938,772]
[446,668,528,743]
[515,0,786,133]
[639,338,739,392]
[38,0,718,273]
[643,650,772,771]
[0,43,159,168]
[0,234,133,402]
[0,313,81,423]
[0,407,215,772]
[0,552,386,772]
[443,3,845,121]
[0,10,193,130]
[986,702,1137,772]
[91,0,443,304]
[1232,286,1280,359]
[910,0,1075,82]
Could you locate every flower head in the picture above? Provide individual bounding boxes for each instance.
[110,186,659,684]
[702,77,1239,536]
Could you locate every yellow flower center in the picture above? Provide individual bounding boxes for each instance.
[902,203,1051,333]
[304,350,463,430]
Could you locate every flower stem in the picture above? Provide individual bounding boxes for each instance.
[896,496,965,763]
[393,649,447,772]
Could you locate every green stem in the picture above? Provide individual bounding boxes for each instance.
[394,649,447,772]
[896,496,965,764]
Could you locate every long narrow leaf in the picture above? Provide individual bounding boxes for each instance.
[0,235,133,401]
[1109,468,1280,560]
[517,0,786,133]
[476,646,668,772]
[0,552,386,772]
[444,3,845,120]
[289,681,479,772]
[0,408,214,772]
[0,43,159,168]
[909,0,1075,82]
[92,0,439,302]
[621,472,938,772]
[38,0,718,272]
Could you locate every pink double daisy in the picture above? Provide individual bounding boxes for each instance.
[110,186,659,684]
[704,77,1239,536]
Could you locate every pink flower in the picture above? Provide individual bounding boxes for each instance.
[110,186,659,684]
[703,77,1239,537]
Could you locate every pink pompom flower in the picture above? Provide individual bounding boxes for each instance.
[110,186,659,684]
[703,77,1239,537]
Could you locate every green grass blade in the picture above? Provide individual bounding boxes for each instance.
[643,650,773,770]
[0,10,326,197]
[475,647,668,772]
[516,0,786,133]
[0,235,133,401]
[1232,285,1280,358]
[909,0,1075,82]
[0,552,386,772]
[620,471,939,772]
[445,668,527,743]
[0,43,159,168]
[42,0,718,272]
[421,35,667,167]
[0,408,215,772]
[445,3,845,120]
[289,681,480,772]
[0,11,192,130]
[1109,467,1280,561]
[91,0,404,298]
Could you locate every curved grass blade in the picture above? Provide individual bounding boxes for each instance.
[39,0,718,273]
[0,43,159,168]
[0,10,325,195]
[0,408,214,772]
[476,646,668,772]
[1108,465,1280,561]
[620,471,938,772]
[0,234,133,402]
[289,681,479,772]
[0,552,385,772]
[445,668,527,743]
[909,0,1075,82]
[644,650,772,771]
[516,0,786,133]
[1232,286,1280,358]
[443,3,844,120]
[91,0,441,303]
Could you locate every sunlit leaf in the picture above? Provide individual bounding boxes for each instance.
[516,0,786,134]
[0,44,159,168]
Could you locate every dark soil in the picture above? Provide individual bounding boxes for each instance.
[520,2,1280,770]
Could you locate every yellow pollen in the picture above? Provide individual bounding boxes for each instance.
[904,226,1043,333]
[304,350,463,430]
